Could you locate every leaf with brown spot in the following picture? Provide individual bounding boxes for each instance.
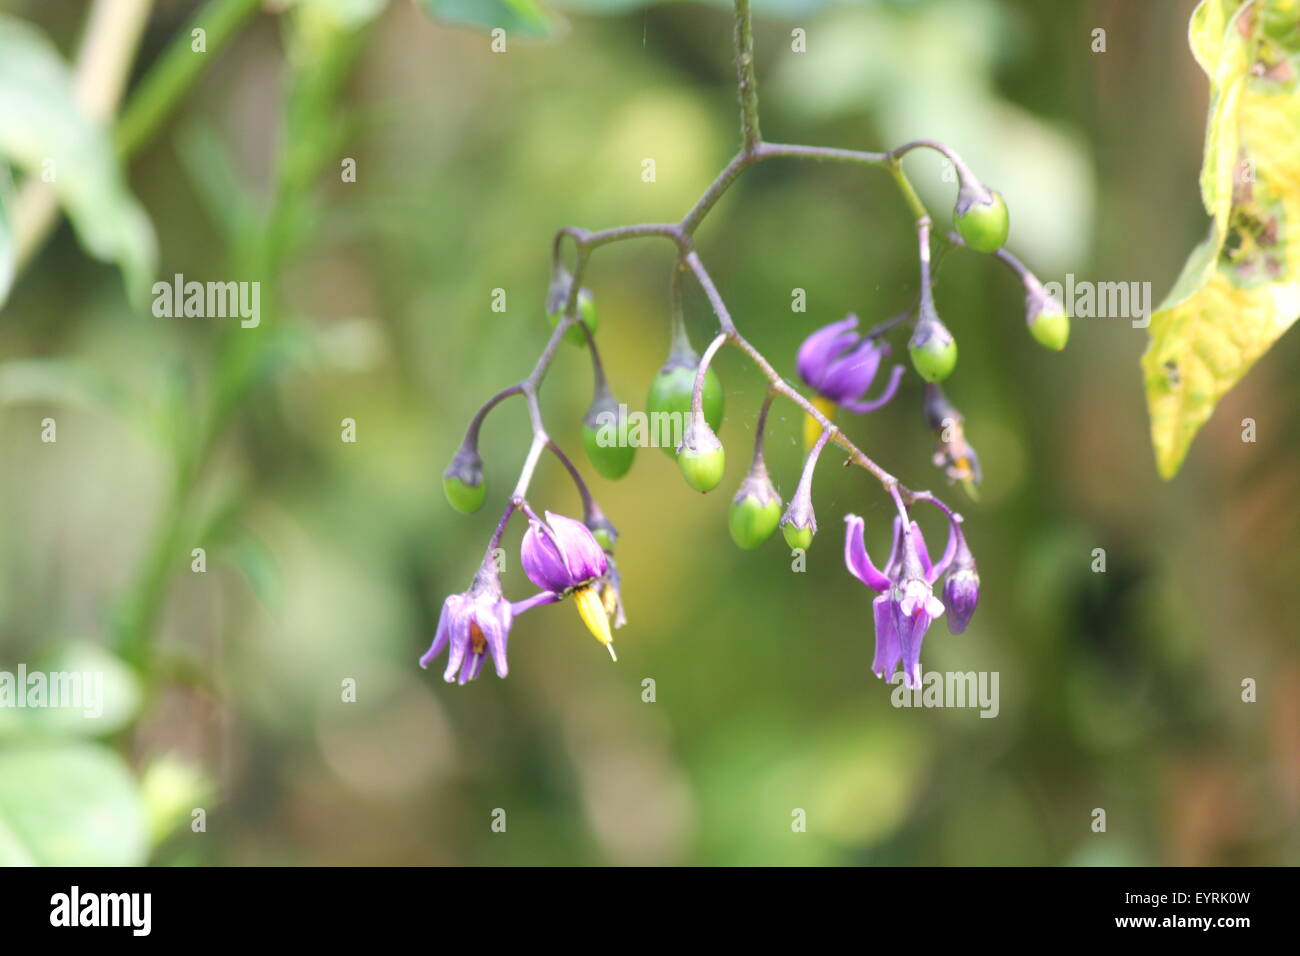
[1142,0,1300,478]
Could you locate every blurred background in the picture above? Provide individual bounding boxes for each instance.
[0,0,1295,866]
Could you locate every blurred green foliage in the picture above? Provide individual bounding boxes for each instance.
[0,0,1295,866]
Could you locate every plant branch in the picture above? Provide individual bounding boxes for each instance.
[734,0,761,154]
[459,0,990,542]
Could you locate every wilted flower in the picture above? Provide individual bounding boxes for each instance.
[420,581,555,685]
[521,510,618,659]
[844,513,956,689]
[923,383,981,494]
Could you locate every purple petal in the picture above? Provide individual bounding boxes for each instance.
[898,610,933,690]
[930,521,959,582]
[544,511,607,582]
[458,648,482,685]
[442,616,470,683]
[511,590,559,615]
[521,520,572,592]
[909,522,933,580]
[419,596,454,669]
[817,338,883,404]
[844,515,890,592]
[882,518,903,580]
[840,364,904,414]
[944,569,980,634]
[796,315,860,390]
[872,593,902,682]
[480,599,513,677]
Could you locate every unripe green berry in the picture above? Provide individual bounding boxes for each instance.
[678,444,726,494]
[582,397,636,480]
[1027,295,1070,351]
[646,362,724,457]
[909,333,958,383]
[443,474,486,514]
[729,494,782,550]
[782,522,814,552]
[443,444,487,514]
[955,190,1009,253]
[547,288,597,346]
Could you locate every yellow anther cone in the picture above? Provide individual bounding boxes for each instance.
[804,396,837,451]
[573,585,617,661]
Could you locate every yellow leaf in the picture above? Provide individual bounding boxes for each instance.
[1143,0,1300,478]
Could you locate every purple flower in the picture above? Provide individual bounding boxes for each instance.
[797,315,904,413]
[844,513,955,689]
[521,510,617,659]
[941,528,980,634]
[521,511,608,593]
[420,583,556,685]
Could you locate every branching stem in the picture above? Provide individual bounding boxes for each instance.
[464,0,973,527]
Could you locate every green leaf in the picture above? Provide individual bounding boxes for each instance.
[1142,0,1300,478]
[0,742,148,866]
[420,0,557,38]
[0,16,156,305]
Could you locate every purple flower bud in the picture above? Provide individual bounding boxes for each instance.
[521,510,608,594]
[796,314,903,412]
[941,531,979,634]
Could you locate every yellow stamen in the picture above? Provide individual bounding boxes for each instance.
[573,585,617,661]
[804,396,837,451]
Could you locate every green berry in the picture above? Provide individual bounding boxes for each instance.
[443,474,486,514]
[1028,302,1070,351]
[646,363,724,457]
[582,417,636,480]
[955,190,1009,254]
[782,522,814,552]
[729,495,782,550]
[547,288,597,346]
[678,444,726,494]
[909,334,958,383]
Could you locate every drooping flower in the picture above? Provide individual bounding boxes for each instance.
[521,510,618,659]
[796,314,904,447]
[844,513,956,689]
[420,581,556,685]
